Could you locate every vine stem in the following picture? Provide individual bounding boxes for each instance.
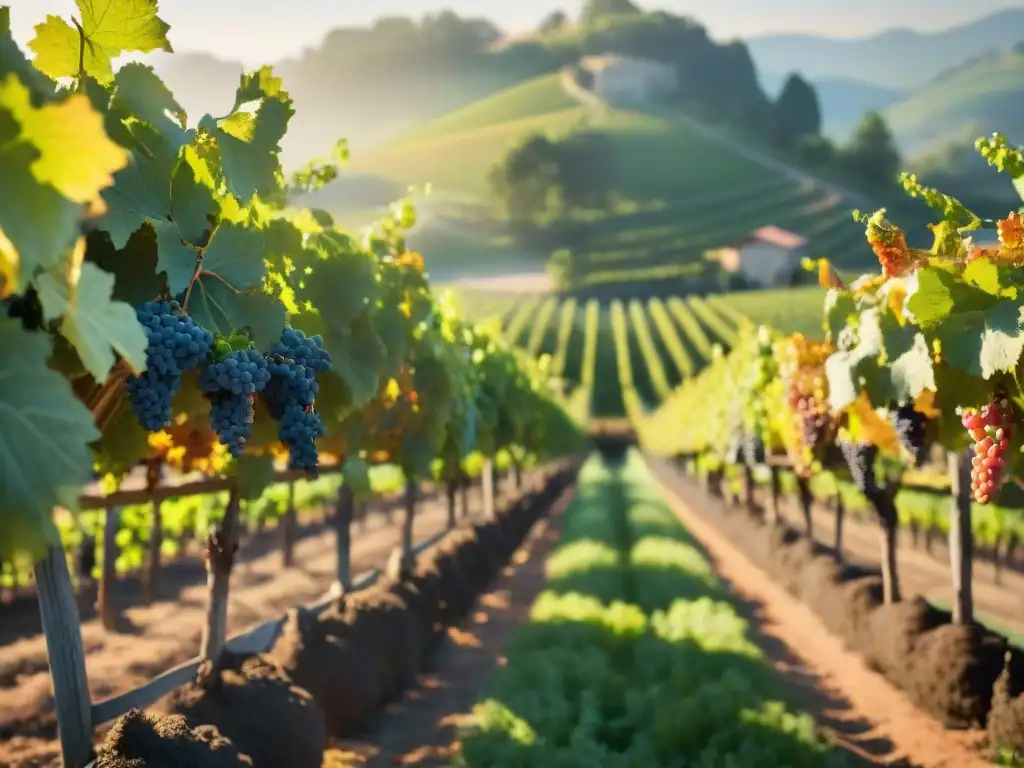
[72,18,86,92]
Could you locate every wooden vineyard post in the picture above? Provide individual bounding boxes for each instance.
[35,544,94,768]
[334,482,354,594]
[401,477,417,571]
[513,456,523,491]
[482,459,495,520]
[98,505,121,632]
[948,449,974,624]
[767,465,782,525]
[445,477,457,530]
[142,460,162,604]
[871,490,902,605]
[199,485,240,675]
[281,479,297,568]
[742,462,755,509]
[795,475,814,540]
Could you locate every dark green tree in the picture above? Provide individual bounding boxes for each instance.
[773,73,821,148]
[539,10,569,34]
[842,111,901,187]
[581,0,641,27]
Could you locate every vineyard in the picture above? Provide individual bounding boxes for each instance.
[456,287,802,417]
[5,2,1024,767]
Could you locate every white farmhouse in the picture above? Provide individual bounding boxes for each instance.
[712,226,808,288]
[579,54,677,103]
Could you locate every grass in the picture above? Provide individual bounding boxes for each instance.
[458,450,850,766]
[708,287,828,338]
[403,73,578,142]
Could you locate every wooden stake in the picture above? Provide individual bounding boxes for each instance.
[948,449,974,625]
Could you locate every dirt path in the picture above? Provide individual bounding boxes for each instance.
[656,470,991,768]
[789,495,1024,639]
[323,487,573,768]
[0,480,528,768]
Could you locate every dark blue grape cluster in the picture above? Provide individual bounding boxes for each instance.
[200,349,271,456]
[127,301,214,431]
[279,403,326,470]
[261,329,331,470]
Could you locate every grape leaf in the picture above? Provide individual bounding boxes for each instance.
[111,62,188,150]
[29,0,171,84]
[823,288,856,341]
[907,267,996,328]
[878,310,934,402]
[0,75,94,287]
[935,299,1024,379]
[100,144,215,292]
[5,79,127,208]
[197,67,293,202]
[37,260,147,381]
[91,398,150,477]
[0,317,100,560]
[962,257,1002,295]
[87,226,162,307]
[187,282,285,350]
[198,220,265,291]
[824,308,883,411]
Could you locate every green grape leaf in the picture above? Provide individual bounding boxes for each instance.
[198,67,293,202]
[823,288,856,341]
[935,299,1024,379]
[908,267,996,328]
[111,62,188,150]
[198,220,265,291]
[36,260,147,381]
[188,283,285,350]
[230,454,275,501]
[0,317,100,561]
[878,311,934,402]
[962,257,1002,295]
[87,226,162,307]
[825,307,883,411]
[341,455,371,502]
[100,144,215,292]
[933,366,991,449]
[29,0,172,84]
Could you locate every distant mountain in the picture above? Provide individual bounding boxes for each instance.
[885,43,1024,156]
[746,8,1024,89]
[759,72,906,141]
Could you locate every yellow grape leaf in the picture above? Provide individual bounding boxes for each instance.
[384,377,400,400]
[886,280,908,325]
[914,389,940,419]
[849,392,900,455]
[29,0,172,84]
[3,77,127,208]
[0,226,16,298]
[816,258,843,289]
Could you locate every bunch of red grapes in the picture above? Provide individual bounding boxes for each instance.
[789,388,832,451]
[960,399,1014,503]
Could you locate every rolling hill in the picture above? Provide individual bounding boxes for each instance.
[886,43,1024,156]
[746,7,1024,89]
[340,74,874,284]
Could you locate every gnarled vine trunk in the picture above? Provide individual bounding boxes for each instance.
[795,476,814,540]
[200,486,241,682]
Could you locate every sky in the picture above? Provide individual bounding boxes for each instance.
[9,0,1024,65]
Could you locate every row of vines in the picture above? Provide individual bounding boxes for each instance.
[0,3,582,765]
[645,131,1024,758]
